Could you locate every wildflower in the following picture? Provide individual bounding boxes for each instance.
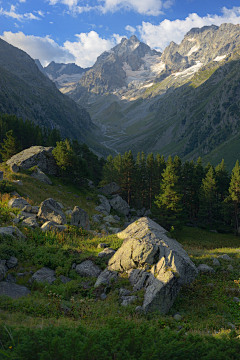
[9,346,12,349]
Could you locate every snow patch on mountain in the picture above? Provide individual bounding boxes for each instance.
[214,55,227,62]
[187,45,200,56]
[174,61,202,78]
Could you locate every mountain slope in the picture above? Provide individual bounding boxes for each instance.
[0,38,108,154]
[67,23,240,168]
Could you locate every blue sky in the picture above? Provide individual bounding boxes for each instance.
[1,0,240,67]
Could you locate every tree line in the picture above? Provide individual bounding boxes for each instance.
[101,151,240,233]
[0,113,105,185]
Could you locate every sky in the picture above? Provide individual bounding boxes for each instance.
[1,0,240,68]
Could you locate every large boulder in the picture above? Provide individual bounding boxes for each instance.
[8,197,31,210]
[109,195,130,216]
[95,195,111,215]
[71,207,90,230]
[98,182,121,196]
[31,166,52,185]
[0,226,26,239]
[0,282,30,299]
[105,217,198,314]
[41,221,67,232]
[6,146,58,175]
[75,260,101,278]
[37,198,66,225]
[29,267,56,285]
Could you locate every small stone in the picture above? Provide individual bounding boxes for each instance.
[226,322,235,330]
[71,263,76,270]
[75,260,101,278]
[114,215,120,221]
[100,293,107,300]
[174,314,182,321]
[41,221,67,232]
[233,297,240,303]
[119,288,131,297]
[10,164,19,173]
[6,256,18,269]
[74,194,79,198]
[5,274,16,283]
[197,264,215,273]
[97,243,108,249]
[228,265,234,271]
[10,191,20,197]
[65,210,73,216]
[12,218,20,224]
[13,180,23,185]
[98,248,116,258]
[218,254,233,261]
[135,306,142,312]
[121,296,137,306]
[59,275,72,284]
[213,258,221,266]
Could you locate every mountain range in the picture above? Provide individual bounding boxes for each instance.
[2,23,240,167]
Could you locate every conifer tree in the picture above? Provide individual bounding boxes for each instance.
[136,152,147,208]
[0,130,20,161]
[146,153,155,208]
[121,151,135,205]
[228,160,240,231]
[198,166,217,228]
[154,162,183,230]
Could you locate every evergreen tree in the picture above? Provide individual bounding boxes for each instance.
[52,139,76,178]
[121,151,135,205]
[146,153,155,208]
[136,152,147,208]
[154,162,183,230]
[198,166,217,228]
[0,130,20,161]
[228,160,240,231]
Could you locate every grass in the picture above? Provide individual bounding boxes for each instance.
[1,167,240,358]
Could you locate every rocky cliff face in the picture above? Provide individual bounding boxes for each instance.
[44,61,91,94]
[0,38,97,147]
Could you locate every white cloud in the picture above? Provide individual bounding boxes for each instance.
[0,31,75,66]
[64,31,122,67]
[138,6,240,51]
[14,22,20,28]
[0,30,123,68]
[125,25,136,34]
[0,4,40,21]
[19,0,26,2]
[37,10,44,17]
[48,0,172,16]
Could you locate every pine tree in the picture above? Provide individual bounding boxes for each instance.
[198,166,217,228]
[146,153,155,208]
[228,160,240,231]
[136,152,147,208]
[0,130,20,161]
[154,162,183,230]
[52,139,76,178]
[121,151,135,205]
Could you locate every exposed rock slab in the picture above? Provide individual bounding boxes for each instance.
[38,198,66,225]
[94,268,118,287]
[71,206,90,230]
[7,146,58,175]
[21,217,39,229]
[0,282,30,299]
[98,182,121,195]
[31,166,52,185]
[109,195,130,216]
[98,248,116,258]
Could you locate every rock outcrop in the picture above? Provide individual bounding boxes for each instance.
[75,260,101,278]
[7,146,58,175]
[0,226,26,239]
[8,197,31,210]
[71,206,90,230]
[109,195,130,216]
[95,195,111,215]
[37,198,66,225]
[31,166,52,184]
[95,217,198,314]
[0,282,30,299]
[29,267,56,285]
[98,182,121,195]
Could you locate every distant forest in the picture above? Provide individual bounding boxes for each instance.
[101,152,240,233]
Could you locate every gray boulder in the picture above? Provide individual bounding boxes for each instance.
[37,198,66,225]
[41,221,67,232]
[0,282,30,299]
[197,264,215,273]
[31,166,52,185]
[95,195,111,215]
[109,195,130,216]
[6,146,58,175]
[103,215,118,224]
[0,260,7,281]
[213,258,221,266]
[108,227,121,234]
[6,257,18,269]
[21,217,39,229]
[8,197,31,210]
[121,295,137,306]
[29,267,56,285]
[98,182,121,195]
[218,254,233,261]
[98,248,116,258]
[92,214,103,223]
[75,260,101,278]
[94,268,118,287]
[10,163,19,173]
[107,217,198,314]
[119,288,131,297]
[13,180,23,185]
[59,275,72,284]
[71,207,90,230]
[0,226,26,239]
[0,171,3,181]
